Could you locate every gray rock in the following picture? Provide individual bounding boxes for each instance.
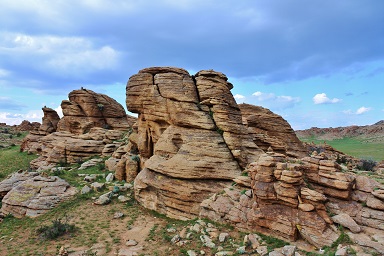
[219,232,229,243]
[81,185,91,194]
[79,158,103,170]
[269,251,284,256]
[171,234,181,244]
[257,246,268,256]
[167,227,177,233]
[215,251,233,256]
[91,182,105,192]
[94,192,112,205]
[335,244,347,256]
[282,245,296,256]
[106,173,114,182]
[125,239,138,246]
[113,212,124,219]
[187,250,197,256]
[118,195,131,203]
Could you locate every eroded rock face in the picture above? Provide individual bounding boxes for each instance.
[0,172,77,218]
[29,128,126,170]
[126,67,264,219]
[239,104,307,158]
[57,89,131,134]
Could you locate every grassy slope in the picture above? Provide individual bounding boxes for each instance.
[0,145,38,181]
[299,136,384,161]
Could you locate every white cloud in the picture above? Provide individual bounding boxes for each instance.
[0,32,120,76]
[356,106,371,115]
[343,106,372,115]
[0,68,10,77]
[245,91,301,110]
[55,106,63,118]
[234,94,245,100]
[0,110,43,125]
[313,93,341,104]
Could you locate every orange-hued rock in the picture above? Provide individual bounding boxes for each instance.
[126,67,265,219]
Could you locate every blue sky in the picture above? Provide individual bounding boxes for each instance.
[0,0,383,129]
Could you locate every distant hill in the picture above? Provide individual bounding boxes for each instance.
[296,121,384,161]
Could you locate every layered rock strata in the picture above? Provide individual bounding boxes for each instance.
[239,104,307,158]
[126,67,264,219]
[21,89,136,169]
[57,89,132,134]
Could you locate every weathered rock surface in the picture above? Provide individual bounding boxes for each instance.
[57,89,132,134]
[0,173,77,218]
[127,67,264,220]
[21,89,136,168]
[239,104,307,158]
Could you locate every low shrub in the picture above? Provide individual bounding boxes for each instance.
[37,216,76,240]
[357,159,377,171]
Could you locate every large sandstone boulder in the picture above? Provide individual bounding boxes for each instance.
[126,67,264,219]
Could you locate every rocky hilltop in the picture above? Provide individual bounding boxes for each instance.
[296,121,384,141]
[2,67,383,253]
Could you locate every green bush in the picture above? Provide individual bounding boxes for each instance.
[357,159,376,171]
[37,217,76,240]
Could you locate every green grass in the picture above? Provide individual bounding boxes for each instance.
[300,136,384,161]
[0,145,38,181]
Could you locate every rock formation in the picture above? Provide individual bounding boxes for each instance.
[126,67,264,219]
[57,89,133,134]
[0,171,77,218]
[21,89,136,169]
[123,67,384,252]
[16,120,41,131]
[239,104,307,158]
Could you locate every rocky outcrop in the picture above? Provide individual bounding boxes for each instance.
[125,67,384,252]
[0,172,77,218]
[29,128,126,170]
[20,89,136,169]
[126,67,264,219]
[40,107,61,134]
[16,120,40,131]
[239,104,307,158]
[57,89,132,134]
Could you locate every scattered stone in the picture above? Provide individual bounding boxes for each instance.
[91,182,105,192]
[191,223,201,232]
[187,250,197,256]
[106,173,114,182]
[78,158,104,170]
[113,212,124,219]
[282,245,296,256]
[200,235,215,248]
[215,251,233,256]
[257,246,268,256]
[81,185,91,194]
[247,233,260,249]
[171,234,181,244]
[125,239,138,246]
[118,195,131,203]
[219,232,229,243]
[335,244,347,256]
[167,227,177,233]
[269,251,284,256]
[94,192,112,205]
